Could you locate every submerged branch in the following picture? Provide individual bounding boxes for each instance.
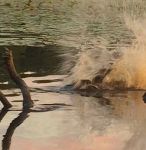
[4,48,33,109]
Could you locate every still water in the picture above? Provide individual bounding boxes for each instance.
[1,0,146,150]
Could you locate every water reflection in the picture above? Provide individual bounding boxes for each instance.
[0,68,146,150]
[0,108,8,123]
[0,88,146,149]
[2,109,29,150]
[0,102,71,150]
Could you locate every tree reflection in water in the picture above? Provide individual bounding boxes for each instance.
[2,109,29,150]
[0,103,71,150]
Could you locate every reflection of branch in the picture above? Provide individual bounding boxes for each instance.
[2,110,30,150]
[0,108,8,123]
[1,103,71,150]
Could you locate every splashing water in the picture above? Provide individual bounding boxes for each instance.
[63,16,146,90]
[104,17,146,89]
[65,37,115,86]
[50,0,146,90]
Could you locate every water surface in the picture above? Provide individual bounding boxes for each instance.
[1,1,146,150]
[0,47,145,150]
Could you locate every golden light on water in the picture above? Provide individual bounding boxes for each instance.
[104,17,146,89]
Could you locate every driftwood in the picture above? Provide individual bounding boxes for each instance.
[0,48,34,109]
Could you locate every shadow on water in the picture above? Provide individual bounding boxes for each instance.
[0,103,72,150]
[0,45,68,84]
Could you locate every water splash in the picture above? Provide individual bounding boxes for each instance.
[104,16,146,89]
[65,37,115,85]
[63,15,146,90]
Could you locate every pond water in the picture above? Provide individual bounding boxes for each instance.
[1,1,146,150]
[0,46,145,150]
